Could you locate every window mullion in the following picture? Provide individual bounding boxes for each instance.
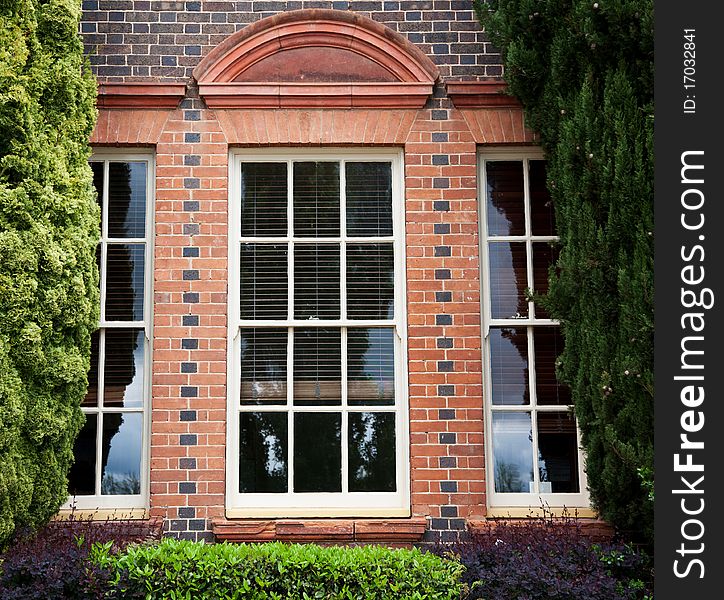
[527,326,541,494]
[341,326,349,494]
[95,329,106,496]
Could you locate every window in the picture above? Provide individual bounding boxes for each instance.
[480,149,588,508]
[228,149,408,517]
[67,153,153,509]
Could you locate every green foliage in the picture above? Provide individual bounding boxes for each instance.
[476,0,653,542]
[90,538,464,600]
[0,0,98,545]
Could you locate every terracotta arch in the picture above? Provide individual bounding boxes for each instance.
[193,9,440,109]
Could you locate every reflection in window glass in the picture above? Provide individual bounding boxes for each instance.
[346,162,393,236]
[294,413,341,492]
[240,244,288,319]
[105,243,145,321]
[293,328,341,406]
[488,242,528,319]
[240,329,287,405]
[492,412,533,493]
[108,162,147,238]
[529,160,555,236]
[347,328,395,406]
[239,412,288,493]
[534,328,571,406]
[485,161,525,236]
[294,244,340,319]
[293,162,340,237]
[68,414,97,495]
[101,413,142,495]
[537,412,579,493]
[241,162,287,236]
[349,412,396,492]
[103,329,144,408]
[489,328,529,406]
[346,244,394,319]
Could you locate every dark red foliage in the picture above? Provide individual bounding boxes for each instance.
[433,515,653,600]
[0,512,162,600]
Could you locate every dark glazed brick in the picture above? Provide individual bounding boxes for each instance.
[438,408,456,419]
[432,132,449,142]
[449,518,467,530]
[440,481,458,493]
[180,434,197,446]
[184,177,200,189]
[433,177,450,189]
[183,269,200,280]
[183,314,199,326]
[184,201,200,212]
[184,110,201,121]
[184,154,201,166]
[179,458,197,470]
[439,456,456,468]
[434,269,451,280]
[180,386,198,398]
[432,154,450,165]
[183,247,200,258]
[181,362,198,374]
[183,223,199,235]
[183,292,199,303]
[184,132,201,143]
[182,338,198,349]
[438,384,455,396]
[439,432,456,444]
[436,335,453,347]
[179,482,197,494]
[437,360,453,372]
[189,519,207,531]
[431,518,449,530]
[178,507,196,518]
[433,200,449,211]
[435,292,452,303]
[435,314,452,326]
[180,409,197,420]
[434,245,451,257]
[432,110,448,120]
[440,505,458,518]
[434,223,450,234]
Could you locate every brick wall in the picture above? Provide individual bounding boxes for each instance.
[81,0,501,81]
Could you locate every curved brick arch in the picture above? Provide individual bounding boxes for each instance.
[193,9,440,109]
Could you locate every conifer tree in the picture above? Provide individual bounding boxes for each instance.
[476,0,654,541]
[0,0,98,544]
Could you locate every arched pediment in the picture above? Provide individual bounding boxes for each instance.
[193,9,440,109]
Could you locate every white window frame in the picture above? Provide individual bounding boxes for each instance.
[227,148,409,518]
[479,147,589,509]
[65,151,154,510]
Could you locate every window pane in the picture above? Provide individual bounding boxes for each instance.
[530,160,555,236]
[346,243,394,319]
[100,412,142,495]
[492,412,533,493]
[240,328,287,405]
[293,162,340,237]
[294,413,341,492]
[82,331,100,407]
[488,241,528,319]
[293,328,341,406]
[346,162,393,236]
[103,329,145,408]
[533,327,571,406]
[240,243,288,319]
[489,327,529,405]
[485,161,525,236]
[537,412,579,493]
[108,162,146,238]
[348,412,396,492]
[239,412,288,493]
[68,414,97,496]
[105,243,145,321]
[347,328,395,406]
[532,242,558,319]
[90,161,104,215]
[241,162,287,237]
[294,244,340,319]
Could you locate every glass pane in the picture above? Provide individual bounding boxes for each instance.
[347,328,395,406]
[348,412,396,492]
[240,328,287,405]
[490,327,529,406]
[293,162,340,237]
[538,412,579,493]
[240,243,288,319]
[103,329,145,408]
[82,331,100,407]
[108,162,146,238]
[293,328,341,406]
[530,160,555,236]
[492,412,533,493]
[533,328,571,406]
[68,414,97,496]
[239,412,288,493]
[488,241,528,319]
[346,243,394,320]
[100,412,142,495]
[241,162,288,237]
[294,244,340,319]
[105,243,145,321]
[532,242,558,319]
[346,162,393,237]
[294,413,341,492]
[90,161,104,214]
[485,161,525,236]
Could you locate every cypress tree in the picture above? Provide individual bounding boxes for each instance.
[0,0,98,544]
[476,0,654,542]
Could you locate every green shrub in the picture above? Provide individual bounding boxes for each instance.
[0,0,98,545]
[475,0,654,543]
[91,538,464,600]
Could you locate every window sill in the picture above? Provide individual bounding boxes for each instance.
[55,508,153,521]
[485,507,598,519]
[212,517,427,545]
